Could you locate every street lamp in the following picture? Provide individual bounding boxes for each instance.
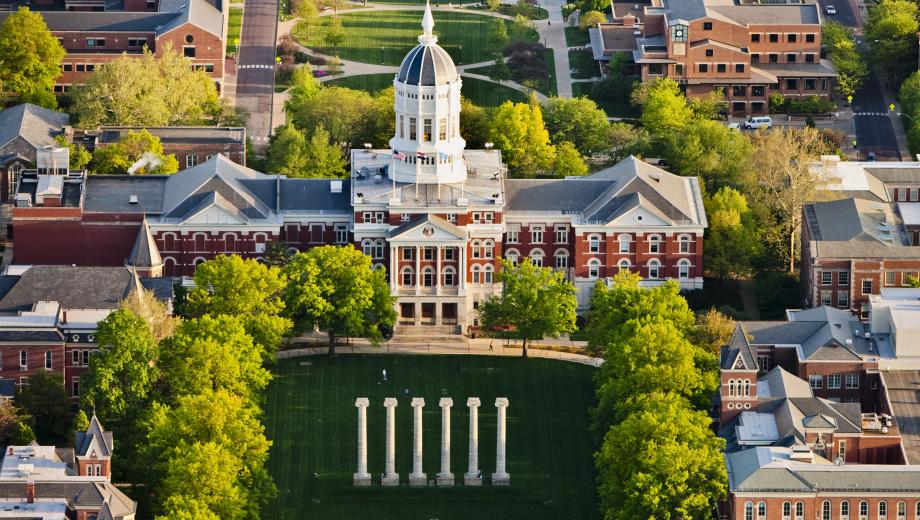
[484,142,494,150]
[381,46,385,64]
[459,45,463,65]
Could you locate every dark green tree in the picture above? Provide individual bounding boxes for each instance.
[15,369,70,443]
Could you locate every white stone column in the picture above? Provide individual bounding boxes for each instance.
[415,245,421,296]
[459,246,467,292]
[353,398,371,486]
[436,245,442,295]
[437,398,454,486]
[409,398,427,486]
[382,398,399,486]
[492,398,510,485]
[464,397,482,486]
[389,246,397,287]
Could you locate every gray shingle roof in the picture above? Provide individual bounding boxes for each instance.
[708,4,820,25]
[83,176,167,214]
[157,0,224,39]
[0,11,180,32]
[0,103,68,154]
[0,266,136,312]
[0,330,65,342]
[127,218,162,269]
[277,179,352,213]
[75,415,113,458]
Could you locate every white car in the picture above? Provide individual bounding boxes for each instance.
[742,116,773,130]
[825,5,837,15]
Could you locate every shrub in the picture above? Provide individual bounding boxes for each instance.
[503,42,548,83]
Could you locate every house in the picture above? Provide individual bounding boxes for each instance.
[0,104,71,202]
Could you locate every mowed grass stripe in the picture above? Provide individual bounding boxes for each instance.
[262,355,600,520]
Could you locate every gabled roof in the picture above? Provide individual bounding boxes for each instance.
[161,155,271,220]
[389,214,466,241]
[737,307,870,361]
[75,415,113,459]
[758,366,813,399]
[721,322,757,370]
[0,266,137,312]
[0,103,68,154]
[127,218,163,269]
[157,0,225,38]
[801,413,838,430]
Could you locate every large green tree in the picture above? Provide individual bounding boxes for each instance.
[488,96,556,177]
[286,86,393,153]
[157,442,246,520]
[268,124,346,178]
[478,259,577,358]
[704,186,760,279]
[595,393,727,520]
[54,135,92,171]
[865,0,919,87]
[0,8,65,108]
[823,21,867,98]
[638,78,694,145]
[187,255,291,356]
[282,246,395,355]
[667,119,753,191]
[542,96,612,155]
[15,369,70,443]
[91,129,180,175]
[552,141,588,177]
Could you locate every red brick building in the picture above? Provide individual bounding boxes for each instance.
[84,126,246,169]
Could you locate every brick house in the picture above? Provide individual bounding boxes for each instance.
[589,0,836,115]
[82,126,246,170]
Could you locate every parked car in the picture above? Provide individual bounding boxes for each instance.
[742,116,773,130]
[825,5,837,15]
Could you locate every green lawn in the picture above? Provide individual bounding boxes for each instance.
[571,81,639,118]
[564,26,590,47]
[467,4,550,20]
[295,10,521,66]
[326,73,397,92]
[263,355,600,520]
[227,7,243,55]
[569,50,600,79]
[460,76,528,106]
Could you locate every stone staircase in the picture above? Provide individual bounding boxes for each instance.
[392,324,466,343]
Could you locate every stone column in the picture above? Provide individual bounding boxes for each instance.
[382,398,399,486]
[415,245,421,296]
[409,398,427,486]
[389,246,397,287]
[436,245,442,295]
[464,397,482,486]
[437,398,454,486]
[492,398,510,485]
[459,246,467,293]
[353,398,371,486]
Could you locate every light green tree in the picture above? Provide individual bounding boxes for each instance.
[552,141,588,177]
[10,422,35,445]
[542,96,612,155]
[0,8,65,108]
[287,86,391,153]
[510,14,536,42]
[157,442,246,520]
[823,21,867,98]
[54,135,92,171]
[606,122,650,162]
[689,308,736,354]
[285,66,321,112]
[486,0,502,12]
[460,96,489,148]
[489,17,509,48]
[488,97,556,177]
[325,16,345,52]
[704,186,760,279]
[282,246,396,356]
[91,129,180,175]
[639,78,694,144]
[478,259,577,358]
[578,10,606,30]
[295,0,319,36]
[266,123,309,177]
[667,119,753,191]
[595,393,727,520]
[71,409,90,446]
[187,255,291,356]
[303,125,347,178]
[900,71,920,116]
[865,0,919,86]
[120,288,178,342]
[15,369,70,443]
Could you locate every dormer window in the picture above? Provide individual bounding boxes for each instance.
[670,24,688,42]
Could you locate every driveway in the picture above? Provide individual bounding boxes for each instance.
[235,0,279,147]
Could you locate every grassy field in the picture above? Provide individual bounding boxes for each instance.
[571,81,639,118]
[227,7,243,55]
[262,355,600,520]
[569,50,600,79]
[460,76,529,106]
[294,10,518,66]
[326,73,396,92]
[564,26,590,47]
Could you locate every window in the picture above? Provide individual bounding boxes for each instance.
[183,46,196,58]
[751,54,760,63]
[805,54,815,63]
[589,234,601,253]
[912,188,919,201]
[618,259,630,272]
[618,234,630,253]
[898,501,906,520]
[423,119,432,142]
[728,379,736,397]
[506,230,519,243]
[648,63,663,75]
[786,78,798,90]
[555,226,568,244]
[76,64,86,72]
[648,259,660,279]
[887,271,897,286]
[72,378,80,398]
[555,250,568,269]
[483,264,494,284]
[841,500,850,520]
[915,502,920,519]
[751,33,761,43]
[699,63,709,73]
[439,117,447,141]
[703,22,712,30]
[401,267,413,286]
[846,373,859,389]
[678,259,690,279]
[806,33,815,43]
[19,351,26,369]
[783,502,792,520]
[409,118,417,140]
[675,63,684,75]
[769,33,779,43]
[838,291,849,308]
[648,235,661,253]
[769,54,778,63]
[859,501,868,520]
[335,224,348,244]
[86,38,105,47]
[717,63,726,73]
[823,501,831,520]
[822,271,833,285]
[400,213,410,222]
[484,212,494,223]
[472,240,481,259]
[805,79,817,90]
[796,502,805,520]
[424,247,434,261]
[447,213,457,223]
[422,267,434,287]
[506,249,519,266]
[401,248,413,262]
[821,291,832,306]
[63,63,73,72]
[839,440,847,461]
[838,271,850,285]
[443,266,456,286]
[399,115,405,138]
[862,279,873,295]
[786,53,797,63]
[588,259,601,279]
[679,235,691,253]
[809,374,823,389]
[444,248,455,261]
[788,33,797,43]
[758,502,767,520]
[706,49,714,57]
[880,501,888,520]
[372,240,385,260]
[483,240,494,259]
[828,373,841,389]
[531,226,543,243]
[735,64,744,73]
[745,502,754,520]
[530,250,544,267]
[45,351,52,370]
[186,154,199,168]
[362,239,374,258]
[758,355,771,372]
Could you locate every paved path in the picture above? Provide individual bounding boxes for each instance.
[236,0,279,147]
[536,0,571,96]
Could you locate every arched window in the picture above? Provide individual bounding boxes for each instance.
[471,240,482,259]
[782,502,792,520]
[796,502,805,520]
[554,249,569,269]
[915,502,920,520]
[859,501,868,520]
[758,502,766,520]
[401,266,414,286]
[743,379,751,397]
[648,259,661,279]
[618,259,630,272]
[192,256,207,267]
[472,264,482,284]
[648,234,661,253]
[588,259,601,279]
[483,240,494,259]
[163,257,177,277]
[162,232,177,252]
[841,500,850,520]
[373,239,385,259]
[443,266,456,286]
[372,263,385,271]
[483,264,494,284]
[728,379,736,397]
[881,501,889,520]
[193,232,207,252]
[253,232,268,244]
[678,259,690,279]
[617,233,631,253]
[898,502,907,520]
[821,500,831,520]
[679,234,692,253]
[362,239,373,257]
[744,502,754,520]
[506,249,520,266]
[530,249,544,268]
[422,267,434,287]
[224,233,237,252]
[588,234,602,253]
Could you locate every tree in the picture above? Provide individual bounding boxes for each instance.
[606,122,650,162]
[486,0,502,12]
[488,97,555,177]
[0,8,65,108]
[900,71,920,116]
[460,97,489,148]
[579,10,606,30]
[689,308,735,354]
[54,135,92,171]
[285,66,321,112]
[510,14,536,42]
[71,409,90,445]
[325,16,345,52]
[552,141,588,177]
[0,400,27,444]
[157,442,246,520]
[303,125,347,178]
[81,309,159,421]
[749,127,831,272]
[266,123,309,177]
[120,288,178,342]
[286,86,392,153]
[491,54,512,82]
[478,259,577,358]
[187,255,291,356]
[639,78,694,145]
[282,246,396,355]
[16,369,70,443]
[865,0,919,87]
[704,187,759,279]
[542,96,611,155]
[595,393,726,520]
[665,120,753,191]
[10,422,35,445]
[824,21,867,98]
[91,129,179,175]
[69,44,220,128]
[488,18,509,48]
[295,0,319,37]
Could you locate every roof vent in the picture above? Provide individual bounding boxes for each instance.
[330,180,343,193]
[129,194,139,204]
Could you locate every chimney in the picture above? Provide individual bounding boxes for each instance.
[25,481,34,504]
[62,311,67,324]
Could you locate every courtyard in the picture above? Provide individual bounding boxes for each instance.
[262,354,600,520]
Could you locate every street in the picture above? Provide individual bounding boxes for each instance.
[235,0,279,147]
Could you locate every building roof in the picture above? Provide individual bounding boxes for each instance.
[804,197,920,259]
[157,0,224,38]
[127,218,163,269]
[757,59,837,78]
[0,11,180,32]
[75,415,113,459]
[879,370,920,464]
[82,175,167,214]
[396,4,459,87]
[0,104,68,155]
[708,4,819,25]
[97,127,245,146]
[0,266,137,312]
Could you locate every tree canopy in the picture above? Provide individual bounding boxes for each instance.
[542,96,612,156]
[15,369,70,443]
[0,8,65,108]
[488,96,556,177]
[865,0,919,87]
[266,124,346,178]
[91,129,180,175]
[704,187,759,279]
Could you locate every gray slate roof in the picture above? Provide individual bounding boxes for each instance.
[0,11,180,32]
[0,266,137,312]
[0,103,68,153]
[83,175,167,214]
[804,197,920,259]
[75,415,113,458]
[127,218,163,269]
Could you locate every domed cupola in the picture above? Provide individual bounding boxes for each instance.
[389,1,466,185]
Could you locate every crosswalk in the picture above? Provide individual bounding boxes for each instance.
[855,112,891,117]
[238,64,275,70]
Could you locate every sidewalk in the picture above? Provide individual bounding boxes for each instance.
[537,0,571,97]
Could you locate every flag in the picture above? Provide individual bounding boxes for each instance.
[393,150,406,160]
[417,151,426,158]
[439,152,449,161]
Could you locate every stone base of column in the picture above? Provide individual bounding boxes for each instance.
[464,473,482,486]
[491,472,510,486]
[381,473,400,486]
[436,473,454,486]
[353,473,372,486]
[409,473,428,487]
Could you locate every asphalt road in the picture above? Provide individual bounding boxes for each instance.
[236,0,279,146]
